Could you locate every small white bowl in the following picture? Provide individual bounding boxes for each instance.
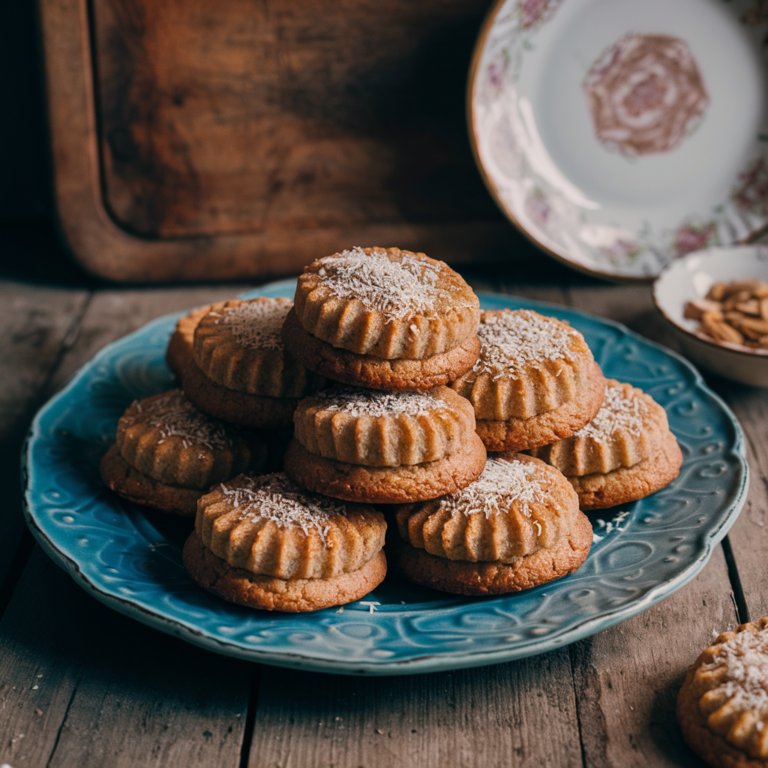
[653,246,768,386]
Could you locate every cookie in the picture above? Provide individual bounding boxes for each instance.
[165,303,217,379]
[282,308,481,391]
[530,380,683,508]
[100,389,268,515]
[183,359,300,429]
[183,298,325,428]
[284,386,487,503]
[677,617,768,768]
[183,473,387,612]
[183,533,387,613]
[283,247,480,390]
[394,511,593,596]
[393,452,591,595]
[450,309,606,451]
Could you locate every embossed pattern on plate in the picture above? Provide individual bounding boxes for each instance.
[23,280,748,675]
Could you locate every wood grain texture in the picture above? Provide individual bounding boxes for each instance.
[565,285,741,768]
[716,386,768,621]
[0,282,88,599]
[250,652,583,768]
[0,549,250,768]
[92,0,497,237]
[47,284,251,391]
[570,549,736,768]
[40,0,527,282]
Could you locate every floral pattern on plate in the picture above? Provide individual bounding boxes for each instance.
[470,0,768,279]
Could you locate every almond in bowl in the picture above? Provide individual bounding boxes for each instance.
[653,246,768,387]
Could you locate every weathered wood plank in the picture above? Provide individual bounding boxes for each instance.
[48,284,252,392]
[247,279,583,768]
[570,549,736,768]
[0,285,259,767]
[249,652,583,768]
[0,281,89,598]
[565,285,740,767]
[0,548,250,768]
[715,386,768,621]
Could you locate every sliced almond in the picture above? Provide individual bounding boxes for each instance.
[684,299,723,320]
[759,335,768,348]
[737,317,768,335]
[702,309,724,324]
[701,317,745,345]
[707,282,728,301]
[754,285,768,299]
[735,299,761,316]
[760,297,768,321]
[724,279,762,296]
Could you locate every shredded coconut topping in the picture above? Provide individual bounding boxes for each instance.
[316,247,461,320]
[575,383,646,441]
[475,310,578,379]
[129,390,232,450]
[700,626,768,720]
[220,473,346,545]
[438,458,544,519]
[216,299,291,350]
[309,387,445,418]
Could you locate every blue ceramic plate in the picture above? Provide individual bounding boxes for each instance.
[23,281,748,675]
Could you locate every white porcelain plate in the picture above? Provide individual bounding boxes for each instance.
[469,0,768,280]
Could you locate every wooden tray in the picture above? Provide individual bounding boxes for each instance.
[40,0,519,282]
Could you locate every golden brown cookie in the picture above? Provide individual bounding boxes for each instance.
[284,435,487,505]
[283,247,481,390]
[282,308,481,391]
[100,444,203,516]
[197,474,386,579]
[285,386,486,503]
[293,386,476,467]
[450,309,606,451]
[394,510,593,596]
[165,303,217,379]
[392,452,591,595]
[183,473,388,612]
[183,359,300,429]
[294,246,479,359]
[677,617,768,768]
[530,380,683,508]
[396,455,580,562]
[194,298,324,398]
[183,298,325,428]
[100,389,268,516]
[183,533,387,613]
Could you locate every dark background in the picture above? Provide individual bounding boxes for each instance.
[0,0,580,288]
[3,0,50,221]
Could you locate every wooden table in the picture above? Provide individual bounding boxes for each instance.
[1,254,765,768]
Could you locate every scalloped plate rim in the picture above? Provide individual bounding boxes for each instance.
[21,281,749,675]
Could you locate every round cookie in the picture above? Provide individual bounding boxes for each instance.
[283,246,481,390]
[183,360,300,430]
[183,473,388,612]
[450,309,606,451]
[183,298,325,429]
[165,303,217,379]
[394,511,593,596]
[100,389,268,516]
[530,380,683,509]
[393,452,591,595]
[677,617,768,768]
[284,386,487,503]
[282,308,481,391]
[183,534,387,613]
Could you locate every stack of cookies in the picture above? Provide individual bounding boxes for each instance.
[100,245,683,610]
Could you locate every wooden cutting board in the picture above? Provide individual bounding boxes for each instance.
[40,0,521,282]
